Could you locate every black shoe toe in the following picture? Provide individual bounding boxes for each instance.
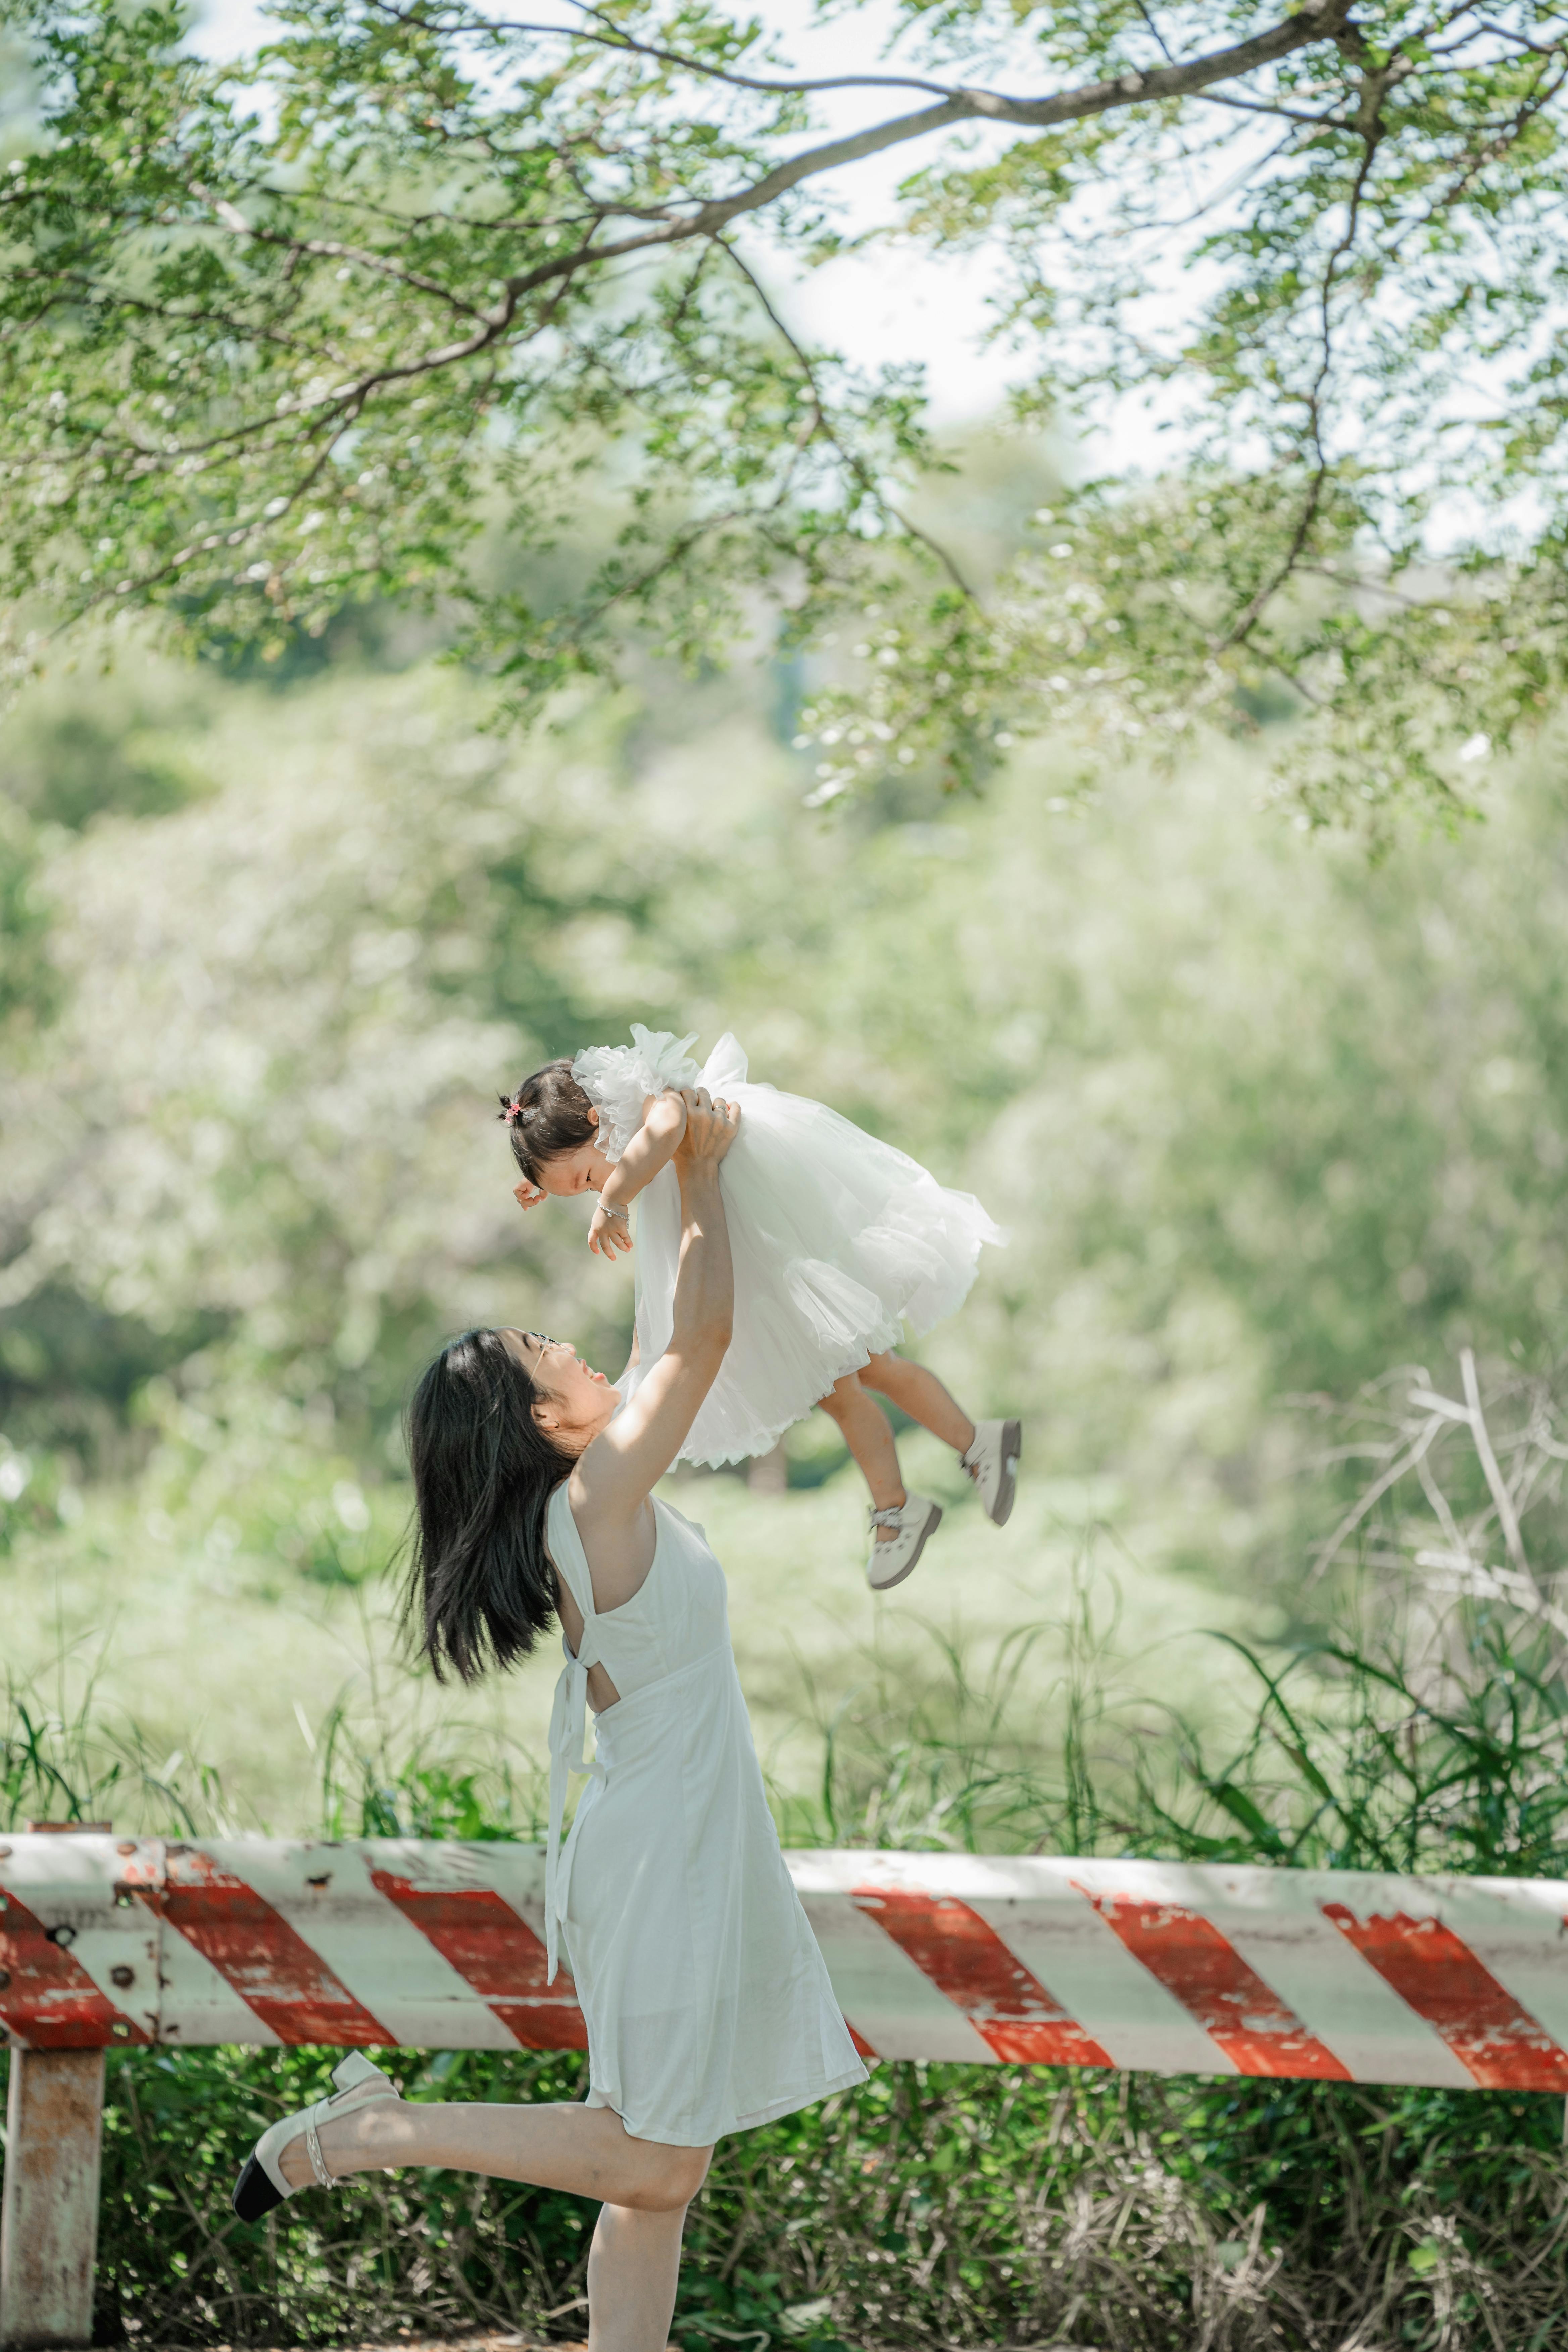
[232,2152,286,2222]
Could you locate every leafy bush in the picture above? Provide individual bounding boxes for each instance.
[43,2023,1567,2351]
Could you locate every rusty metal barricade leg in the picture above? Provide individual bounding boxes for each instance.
[1,1822,112,2351]
[0,2042,106,2350]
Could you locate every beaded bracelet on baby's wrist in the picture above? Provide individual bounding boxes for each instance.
[595,1196,630,1220]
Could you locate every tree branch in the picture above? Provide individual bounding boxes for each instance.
[486,0,1352,299]
[62,433,350,634]
[199,193,492,320]
[32,0,1357,510]
[365,0,967,99]
[1213,26,1392,652]
[372,0,1353,167]
[716,238,979,600]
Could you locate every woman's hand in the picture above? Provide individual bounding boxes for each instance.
[573,1086,737,1528]
[588,1201,634,1258]
[673,1086,740,1172]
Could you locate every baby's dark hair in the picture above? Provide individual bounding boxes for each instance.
[500,1061,598,1188]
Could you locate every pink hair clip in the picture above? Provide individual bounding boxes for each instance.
[498,1095,527,1126]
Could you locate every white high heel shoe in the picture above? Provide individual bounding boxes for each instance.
[232,2050,401,2221]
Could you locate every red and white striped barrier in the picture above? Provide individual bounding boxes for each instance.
[8,1832,1568,2349]
[6,1834,1568,2092]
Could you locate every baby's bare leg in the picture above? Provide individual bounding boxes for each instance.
[862,1351,976,1457]
[818,1373,905,1531]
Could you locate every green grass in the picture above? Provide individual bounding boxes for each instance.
[9,1354,1568,2346]
[67,2042,1568,2352]
[0,1413,1276,1837]
[11,1553,1568,2349]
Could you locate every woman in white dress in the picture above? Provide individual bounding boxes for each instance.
[230,1087,866,2352]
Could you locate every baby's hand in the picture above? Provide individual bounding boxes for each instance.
[513,1180,548,1212]
[589,1202,633,1259]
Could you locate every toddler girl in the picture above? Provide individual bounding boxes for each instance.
[501,1025,1018,1588]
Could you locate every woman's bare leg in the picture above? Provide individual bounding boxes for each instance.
[278,2097,710,2352]
[862,1351,976,1458]
[589,2201,690,2352]
[281,2092,707,2201]
[818,1372,905,1536]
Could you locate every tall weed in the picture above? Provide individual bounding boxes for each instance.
[0,1663,231,1835]
[9,1354,1568,2347]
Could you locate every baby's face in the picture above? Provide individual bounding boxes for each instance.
[534,1139,614,1198]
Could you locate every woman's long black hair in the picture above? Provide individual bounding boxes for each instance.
[404,1328,577,1683]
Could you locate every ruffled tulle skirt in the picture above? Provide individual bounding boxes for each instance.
[620,1034,1004,1468]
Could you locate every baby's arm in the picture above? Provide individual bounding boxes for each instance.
[587,1091,688,1256]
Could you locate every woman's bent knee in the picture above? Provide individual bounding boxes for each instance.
[623,2141,712,2211]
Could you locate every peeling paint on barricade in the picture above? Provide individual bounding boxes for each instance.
[1321,1901,1568,2089]
[5,1835,1568,2089]
[129,1845,393,2046]
[0,1849,155,2050]
[1081,1888,1354,2080]
[852,1886,1114,2068]
[367,1867,589,2051]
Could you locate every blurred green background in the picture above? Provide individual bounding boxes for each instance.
[2,436,1564,1833]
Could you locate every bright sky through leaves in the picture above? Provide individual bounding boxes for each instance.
[4,0,1568,836]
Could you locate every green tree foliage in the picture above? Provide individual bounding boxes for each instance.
[0,794,54,1035]
[6,642,1568,1553]
[2,0,1568,827]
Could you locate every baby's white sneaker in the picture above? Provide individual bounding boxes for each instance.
[866,1494,942,1590]
[961,1419,1021,1526]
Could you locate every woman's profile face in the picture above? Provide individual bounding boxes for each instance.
[502,1328,618,1444]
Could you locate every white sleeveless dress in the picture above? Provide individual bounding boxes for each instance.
[572,1025,1005,1467]
[544,1482,867,2146]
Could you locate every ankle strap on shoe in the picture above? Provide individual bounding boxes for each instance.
[304,2116,335,2189]
[868,1504,905,1528]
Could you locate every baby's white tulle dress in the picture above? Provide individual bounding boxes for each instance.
[572,1025,1005,1467]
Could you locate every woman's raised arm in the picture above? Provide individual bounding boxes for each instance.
[571,1087,738,1529]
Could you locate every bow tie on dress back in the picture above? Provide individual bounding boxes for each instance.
[545,1637,606,1983]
